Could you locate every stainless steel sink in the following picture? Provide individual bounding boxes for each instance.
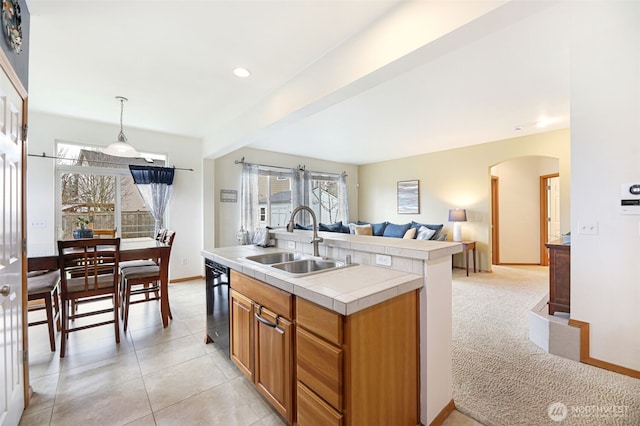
[271,259,345,274]
[244,252,305,265]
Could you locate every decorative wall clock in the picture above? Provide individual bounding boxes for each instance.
[2,0,22,54]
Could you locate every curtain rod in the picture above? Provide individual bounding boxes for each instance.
[28,152,194,171]
[235,156,305,172]
[235,156,347,177]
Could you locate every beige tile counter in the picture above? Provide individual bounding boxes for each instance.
[201,245,423,315]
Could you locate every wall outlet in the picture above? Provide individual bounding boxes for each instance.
[375,254,392,267]
[578,221,598,235]
[181,257,188,265]
[287,240,296,250]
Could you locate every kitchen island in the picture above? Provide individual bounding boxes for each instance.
[202,229,461,425]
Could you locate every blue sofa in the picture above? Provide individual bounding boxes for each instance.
[296,220,446,240]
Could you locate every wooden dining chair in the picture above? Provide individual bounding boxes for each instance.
[57,238,121,358]
[117,229,167,271]
[27,269,61,352]
[120,231,175,331]
[155,228,167,241]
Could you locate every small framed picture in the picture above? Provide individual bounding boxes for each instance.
[397,180,419,214]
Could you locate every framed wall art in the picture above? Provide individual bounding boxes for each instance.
[397,180,419,214]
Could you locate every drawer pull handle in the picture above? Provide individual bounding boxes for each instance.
[255,305,285,334]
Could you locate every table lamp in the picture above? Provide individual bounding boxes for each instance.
[448,208,467,242]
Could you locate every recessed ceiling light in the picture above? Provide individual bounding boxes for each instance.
[233,67,251,78]
[535,118,555,128]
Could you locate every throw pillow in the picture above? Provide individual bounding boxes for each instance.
[403,227,417,239]
[294,223,313,230]
[416,226,436,240]
[410,221,443,240]
[371,221,388,236]
[319,221,343,232]
[383,222,411,238]
[348,222,357,234]
[354,224,373,236]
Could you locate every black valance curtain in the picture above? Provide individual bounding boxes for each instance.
[129,165,175,185]
[129,166,175,234]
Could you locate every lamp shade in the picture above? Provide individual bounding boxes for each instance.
[102,96,140,158]
[448,208,467,222]
[103,140,140,158]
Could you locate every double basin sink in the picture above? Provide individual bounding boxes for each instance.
[244,251,353,276]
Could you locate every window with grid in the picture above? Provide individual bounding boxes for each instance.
[56,142,166,240]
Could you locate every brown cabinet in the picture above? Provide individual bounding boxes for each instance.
[545,241,570,315]
[230,271,294,424]
[230,289,253,379]
[295,292,418,426]
[254,304,293,418]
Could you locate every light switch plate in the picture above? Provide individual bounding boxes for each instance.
[578,221,598,235]
[375,254,391,267]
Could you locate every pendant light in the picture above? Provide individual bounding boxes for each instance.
[103,96,140,158]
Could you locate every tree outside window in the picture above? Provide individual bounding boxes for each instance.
[57,142,165,240]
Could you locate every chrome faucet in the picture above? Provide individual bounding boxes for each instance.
[287,205,323,257]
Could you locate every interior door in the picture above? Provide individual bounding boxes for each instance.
[491,176,499,264]
[0,62,25,425]
[540,174,560,266]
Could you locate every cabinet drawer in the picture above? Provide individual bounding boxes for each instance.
[296,297,342,345]
[297,382,342,426]
[296,327,342,410]
[231,270,292,318]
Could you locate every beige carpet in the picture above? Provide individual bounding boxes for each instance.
[452,265,640,426]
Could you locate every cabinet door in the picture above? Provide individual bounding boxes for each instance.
[230,289,253,379]
[297,382,343,426]
[253,304,293,423]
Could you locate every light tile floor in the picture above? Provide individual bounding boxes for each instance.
[21,278,479,426]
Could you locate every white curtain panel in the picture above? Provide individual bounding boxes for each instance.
[241,163,259,240]
[129,166,175,235]
[338,173,349,224]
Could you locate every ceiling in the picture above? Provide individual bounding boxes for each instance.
[26,0,578,166]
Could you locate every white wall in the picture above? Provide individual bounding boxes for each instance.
[358,129,570,272]
[492,156,559,264]
[26,111,204,280]
[210,147,359,248]
[570,2,640,371]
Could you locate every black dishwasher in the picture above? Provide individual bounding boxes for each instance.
[205,258,230,356]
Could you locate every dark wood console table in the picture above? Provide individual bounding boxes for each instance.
[545,240,570,315]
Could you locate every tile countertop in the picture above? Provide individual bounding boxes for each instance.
[269,228,462,261]
[202,234,461,316]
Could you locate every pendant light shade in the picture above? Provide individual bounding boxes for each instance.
[103,96,140,158]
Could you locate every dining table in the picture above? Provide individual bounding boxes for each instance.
[28,237,173,327]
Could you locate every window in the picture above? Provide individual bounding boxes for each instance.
[258,173,292,227]
[56,142,166,240]
[310,177,340,224]
[242,164,348,233]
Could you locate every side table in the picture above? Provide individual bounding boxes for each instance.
[459,241,477,276]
